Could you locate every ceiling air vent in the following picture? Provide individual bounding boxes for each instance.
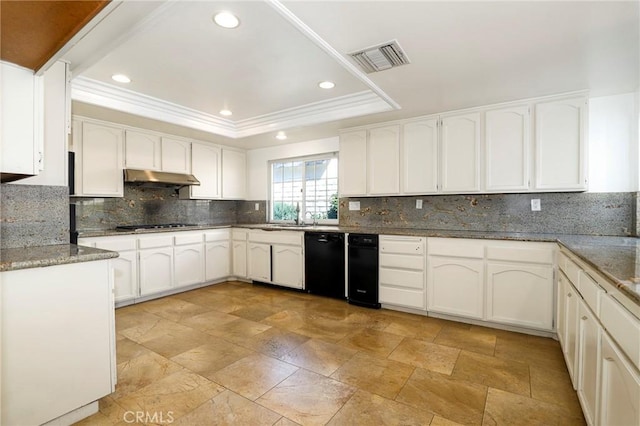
[348,40,410,73]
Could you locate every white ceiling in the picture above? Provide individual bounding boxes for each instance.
[64,0,639,149]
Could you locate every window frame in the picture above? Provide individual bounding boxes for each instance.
[268,152,339,225]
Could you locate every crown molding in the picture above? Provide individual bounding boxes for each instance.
[71,77,392,139]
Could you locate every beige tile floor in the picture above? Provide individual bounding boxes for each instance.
[76,281,585,426]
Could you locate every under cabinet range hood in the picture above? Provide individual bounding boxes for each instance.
[124,169,200,188]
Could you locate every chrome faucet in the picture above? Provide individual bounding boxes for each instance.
[294,202,301,225]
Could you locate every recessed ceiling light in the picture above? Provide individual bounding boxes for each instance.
[220,109,232,116]
[275,131,287,140]
[318,81,335,89]
[111,74,131,83]
[213,11,240,29]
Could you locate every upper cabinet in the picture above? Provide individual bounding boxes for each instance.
[339,92,588,197]
[222,149,247,200]
[161,137,191,174]
[440,112,481,193]
[74,120,124,197]
[124,130,161,171]
[485,105,530,192]
[1,61,42,181]
[180,143,221,200]
[534,97,587,191]
[402,117,438,194]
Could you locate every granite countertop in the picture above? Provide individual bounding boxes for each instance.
[77,223,640,311]
[0,244,119,272]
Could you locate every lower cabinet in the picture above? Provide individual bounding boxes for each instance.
[174,244,205,287]
[599,332,640,426]
[232,240,248,278]
[248,243,271,282]
[577,298,601,426]
[427,256,484,319]
[379,235,426,310]
[560,272,580,386]
[272,245,303,289]
[139,247,174,296]
[205,240,230,281]
[111,251,138,302]
[247,230,304,289]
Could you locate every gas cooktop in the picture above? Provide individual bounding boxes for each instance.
[115,223,200,231]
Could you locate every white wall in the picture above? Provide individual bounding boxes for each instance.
[588,91,639,192]
[17,61,68,186]
[246,137,339,199]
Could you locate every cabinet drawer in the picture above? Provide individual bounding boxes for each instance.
[579,271,603,314]
[380,236,425,255]
[380,268,424,290]
[486,246,553,264]
[563,257,581,286]
[138,235,174,249]
[232,228,248,241]
[600,293,640,370]
[380,286,425,310]
[250,230,302,246]
[558,251,569,272]
[93,237,137,252]
[205,229,230,242]
[174,232,204,245]
[428,238,484,258]
[380,253,424,271]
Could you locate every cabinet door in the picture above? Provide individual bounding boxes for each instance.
[441,112,481,193]
[205,241,230,281]
[577,299,601,426]
[557,273,568,347]
[563,279,580,387]
[80,122,124,197]
[112,251,138,302]
[222,149,247,199]
[402,118,438,194]
[190,143,221,199]
[248,243,271,282]
[139,247,173,295]
[174,244,205,287]
[427,256,484,319]
[339,130,367,196]
[161,137,191,173]
[272,245,303,289]
[599,332,640,426]
[534,97,587,190]
[485,106,530,191]
[232,241,247,278]
[125,130,161,170]
[486,263,553,330]
[1,62,39,176]
[368,125,400,195]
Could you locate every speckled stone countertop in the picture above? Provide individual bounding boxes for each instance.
[0,244,119,272]
[78,224,640,310]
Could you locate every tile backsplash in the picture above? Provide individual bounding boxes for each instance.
[340,192,637,236]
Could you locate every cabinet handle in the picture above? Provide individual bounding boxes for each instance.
[605,357,614,362]
[581,316,588,320]
[568,293,572,297]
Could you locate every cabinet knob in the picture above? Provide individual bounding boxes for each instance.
[581,316,588,320]
[568,293,572,297]
[605,357,614,362]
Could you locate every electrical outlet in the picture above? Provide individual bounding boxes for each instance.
[254,203,260,211]
[348,201,361,211]
[531,199,541,211]
[416,199,423,209]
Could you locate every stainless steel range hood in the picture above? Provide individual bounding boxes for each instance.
[124,169,200,187]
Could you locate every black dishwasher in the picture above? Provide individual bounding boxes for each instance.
[304,232,345,299]
[348,233,380,309]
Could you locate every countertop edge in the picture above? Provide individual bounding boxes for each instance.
[1,245,119,273]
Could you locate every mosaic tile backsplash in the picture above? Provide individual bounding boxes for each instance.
[339,192,637,236]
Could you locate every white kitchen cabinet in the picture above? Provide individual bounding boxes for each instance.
[222,149,247,199]
[339,129,367,196]
[486,263,553,330]
[560,271,580,387]
[367,125,400,195]
[379,235,426,310]
[1,260,115,426]
[125,130,161,170]
[577,298,601,426]
[248,243,271,282]
[485,105,530,191]
[174,244,205,288]
[139,247,174,296]
[272,245,303,289]
[402,117,439,194]
[204,229,231,282]
[534,96,587,191]
[161,137,191,173]
[232,229,248,278]
[557,271,568,348]
[180,142,221,199]
[427,256,484,319]
[440,112,481,193]
[599,332,640,426]
[1,61,42,179]
[74,120,124,197]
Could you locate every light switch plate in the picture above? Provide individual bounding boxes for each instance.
[254,203,260,211]
[416,199,423,209]
[531,199,541,211]
[348,201,361,211]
